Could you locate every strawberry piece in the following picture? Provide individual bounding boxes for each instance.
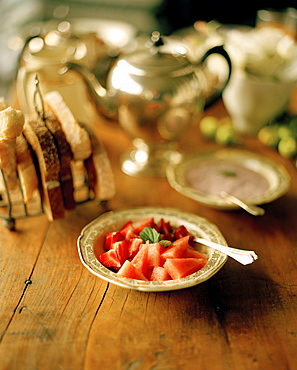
[125,228,140,241]
[127,238,144,259]
[133,217,156,234]
[104,231,125,250]
[173,225,190,239]
[98,249,121,271]
[158,218,173,241]
[112,240,129,265]
[120,221,134,237]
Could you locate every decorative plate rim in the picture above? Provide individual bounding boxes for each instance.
[166,149,291,210]
[77,207,228,291]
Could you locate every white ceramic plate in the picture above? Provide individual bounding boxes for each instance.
[166,149,291,210]
[77,207,228,291]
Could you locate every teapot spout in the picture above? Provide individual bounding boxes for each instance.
[63,62,118,121]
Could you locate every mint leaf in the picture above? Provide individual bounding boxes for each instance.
[140,227,161,243]
[140,227,172,247]
[159,240,172,248]
[219,169,237,177]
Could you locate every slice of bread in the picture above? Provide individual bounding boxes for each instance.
[44,111,76,210]
[0,106,25,190]
[16,133,39,203]
[0,107,24,140]
[0,140,19,190]
[23,115,65,221]
[44,91,92,161]
[82,124,115,201]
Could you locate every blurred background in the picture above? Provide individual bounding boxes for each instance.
[0,0,296,98]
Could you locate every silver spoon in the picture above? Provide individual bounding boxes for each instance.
[195,238,258,265]
[220,191,265,216]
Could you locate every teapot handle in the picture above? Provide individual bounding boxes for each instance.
[200,45,232,108]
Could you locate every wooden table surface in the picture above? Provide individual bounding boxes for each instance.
[0,100,297,370]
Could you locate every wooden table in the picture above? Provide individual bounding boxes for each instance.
[1,100,297,370]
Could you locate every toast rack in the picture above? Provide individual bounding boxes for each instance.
[0,76,108,230]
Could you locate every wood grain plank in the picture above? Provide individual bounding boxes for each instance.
[0,215,49,339]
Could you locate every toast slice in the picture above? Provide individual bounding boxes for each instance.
[44,91,92,161]
[16,133,39,203]
[82,124,115,201]
[44,111,76,210]
[0,141,19,190]
[23,115,65,221]
[0,106,25,190]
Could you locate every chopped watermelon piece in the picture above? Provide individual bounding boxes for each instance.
[131,244,149,277]
[147,243,166,269]
[171,235,191,248]
[161,235,191,259]
[133,217,156,234]
[117,260,148,280]
[185,247,209,260]
[127,238,144,259]
[164,258,208,279]
[150,266,171,281]
[104,231,125,250]
[99,249,121,271]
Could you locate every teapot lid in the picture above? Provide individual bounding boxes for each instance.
[121,32,192,76]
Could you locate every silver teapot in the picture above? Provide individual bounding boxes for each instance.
[67,32,232,176]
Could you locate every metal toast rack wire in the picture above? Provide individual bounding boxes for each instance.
[0,76,107,230]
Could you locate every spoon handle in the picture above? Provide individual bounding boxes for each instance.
[195,238,258,265]
[220,191,265,216]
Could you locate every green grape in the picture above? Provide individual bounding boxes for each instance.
[215,123,236,145]
[278,136,297,158]
[199,116,219,140]
[258,126,279,148]
[277,125,293,139]
[288,118,297,138]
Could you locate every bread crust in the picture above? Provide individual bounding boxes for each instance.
[82,124,115,201]
[0,141,19,190]
[16,133,39,203]
[23,115,65,221]
[44,111,76,210]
